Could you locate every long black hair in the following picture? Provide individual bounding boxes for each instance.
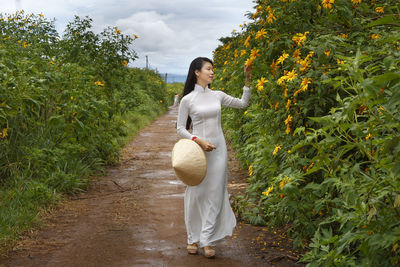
[181,57,213,129]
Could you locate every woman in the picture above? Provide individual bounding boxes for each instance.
[177,57,252,258]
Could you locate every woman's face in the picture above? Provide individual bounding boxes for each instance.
[196,62,214,85]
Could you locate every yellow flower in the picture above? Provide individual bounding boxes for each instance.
[134,34,139,39]
[285,115,293,126]
[262,186,274,196]
[336,58,345,64]
[284,88,288,98]
[122,120,126,124]
[244,35,251,47]
[286,99,291,111]
[279,176,291,190]
[285,70,297,82]
[277,75,286,86]
[250,48,260,58]
[351,0,362,5]
[292,32,309,46]
[240,50,247,57]
[267,7,277,24]
[337,33,348,38]
[370,34,380,40]
[245,57,255,67]
[270,59,278,75]
[273,145,282,155]
[22,41,30,48]
[94,81,105,87]
[115,29,121,34]
[297,58,311,72]
[0,122,8,139]
[292,49,301,60]
[322,0,334,9]
[365,133,372,141]
[375,7,384,14]
[255,29,267,40]
[300,77,312,90]
[244,110,248,115]
[249,165,253,176]
[277,52,289,65]
[324,49,331,57]
[285,115,293,134]
[257,77,268,91]
[122,60,128,66]
[274,101,280,110]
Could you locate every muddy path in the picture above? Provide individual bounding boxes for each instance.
[1,107,302,267]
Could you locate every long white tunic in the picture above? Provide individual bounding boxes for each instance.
[177,84,251,247]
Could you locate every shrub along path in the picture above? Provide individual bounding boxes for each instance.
[1,106,302,267]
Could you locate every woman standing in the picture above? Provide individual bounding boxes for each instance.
[177,57,252,258]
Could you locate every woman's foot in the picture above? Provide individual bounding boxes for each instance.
[203,246,216,258]
[187,243,198,255]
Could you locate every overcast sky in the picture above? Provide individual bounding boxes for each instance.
[1,0,254,75]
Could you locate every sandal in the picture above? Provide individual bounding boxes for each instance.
[203,246,216,258]
[187,243,198,255]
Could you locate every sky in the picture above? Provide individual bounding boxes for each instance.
[1,0,255,75]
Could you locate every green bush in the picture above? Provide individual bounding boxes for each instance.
[213,0,400,265]
[0,11,170,255]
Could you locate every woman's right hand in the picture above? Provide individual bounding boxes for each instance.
[194,138,216,152]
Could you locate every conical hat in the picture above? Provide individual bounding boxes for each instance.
[171,139,207,186]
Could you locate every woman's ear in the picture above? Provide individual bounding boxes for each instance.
[194,69,200,78]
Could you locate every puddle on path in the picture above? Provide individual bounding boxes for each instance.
[137,169,175,179]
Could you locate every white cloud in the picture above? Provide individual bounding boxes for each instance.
[117,11,176,53]
[0,0,255,74]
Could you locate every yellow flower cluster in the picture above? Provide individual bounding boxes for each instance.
[292,32,309,46]
[262,186,274,196]
[249,165,253,176]
[273,145,282,155]
[365,133,372,141]
[279,176,291,190]
[266,6,277,24]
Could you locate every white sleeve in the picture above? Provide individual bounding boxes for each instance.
[219,86,252,108]
[176,97,196,139]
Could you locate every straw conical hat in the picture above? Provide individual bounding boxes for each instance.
[171,139,207,186]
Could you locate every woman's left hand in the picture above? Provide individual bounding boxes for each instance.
[244,65,252,87]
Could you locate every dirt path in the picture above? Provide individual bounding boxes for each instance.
[1,107,302,267]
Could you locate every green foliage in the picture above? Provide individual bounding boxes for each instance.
[213,0,400,265]
[0,11,170,255]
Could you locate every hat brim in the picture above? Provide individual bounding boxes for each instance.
[171,139,207,186]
